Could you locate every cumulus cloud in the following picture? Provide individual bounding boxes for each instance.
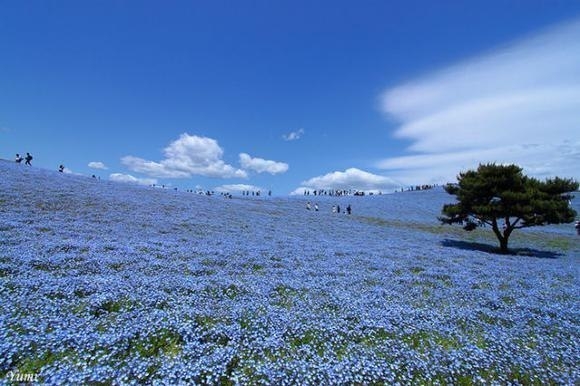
[239,153,289,175]
[214,184,263,193]
[88,161,108,170]
[109,173,157,186]
[282,128,305,141]
[296,168,400,194]
[378,18,580,185]
[290,187,311,196]
[121,133,247,179]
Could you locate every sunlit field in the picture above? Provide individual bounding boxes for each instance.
[1,160,578,385]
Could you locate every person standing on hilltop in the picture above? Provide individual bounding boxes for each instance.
[24,152,33,165]
[15,154,23,163]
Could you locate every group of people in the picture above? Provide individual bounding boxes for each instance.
[306,202,318,211]
[241,190,272,197]
[334,204,352,215]
[303,189,376,197]
[15,153,33,165]
[398,184,438,192]
[306,202,352,215]
[15,152,66,173]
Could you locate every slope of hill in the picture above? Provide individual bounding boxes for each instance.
[1,160,578,384]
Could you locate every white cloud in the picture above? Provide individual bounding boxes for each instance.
[377,142,580,185]
[121,133,247,179]
[239,153,289,175]
[298,168,400,193]
[109,173,157,186]
[214,184,263,193]
[290,187,310,196]
[88,161,108,170]
[378,18,580,184]
[282,128,305,141]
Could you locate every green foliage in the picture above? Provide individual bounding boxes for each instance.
[440,163,578,253]
[129,328,184,358]
[14,348,74,375]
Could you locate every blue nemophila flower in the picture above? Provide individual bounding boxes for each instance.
[1,161,578,384]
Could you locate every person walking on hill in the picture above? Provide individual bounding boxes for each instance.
[24,152,33,166]
[15,154,23,163]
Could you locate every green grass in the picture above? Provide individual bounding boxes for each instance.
[357,215,578,254]
[409,266,425,274]
[0,266,14,277]
[129,328,184,358]
[271,284,305,309]
[9,348,75,376]
[203,283,246,300]
[545,237,573,251]
[107,262,126,271]
[400,330,463,352]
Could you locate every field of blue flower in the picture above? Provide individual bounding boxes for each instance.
[1,160,578,385]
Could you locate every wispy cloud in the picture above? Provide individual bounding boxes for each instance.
[88,161,108,170]
[239,153,289,175]
[378,18,580,184]
[121,133,247,179]
[293,168,400,195]
[109,173,157,186]
[282,128,305,141]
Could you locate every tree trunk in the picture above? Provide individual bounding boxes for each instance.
[492,219,510,254]
[499,236,509,254]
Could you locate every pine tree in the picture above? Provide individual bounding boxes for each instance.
[439,163,578,253]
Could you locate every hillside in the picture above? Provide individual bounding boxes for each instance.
[1,160,579,384]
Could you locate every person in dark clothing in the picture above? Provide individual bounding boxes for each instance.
[59,165,65,172]
[346,204,352,215]
[15,154,23,163]
[575,221,580,236]
[24,153,33,165]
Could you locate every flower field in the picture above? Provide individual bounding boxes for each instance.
[1,160,578,385]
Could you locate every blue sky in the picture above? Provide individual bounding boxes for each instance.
[2,1,580,195]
